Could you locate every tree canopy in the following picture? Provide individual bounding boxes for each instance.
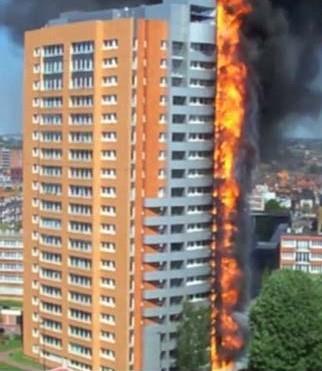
[249,269,322,371]
[176,302,210,371]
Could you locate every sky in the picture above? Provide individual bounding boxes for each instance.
[1,14,322,137]
[0,28,23,135]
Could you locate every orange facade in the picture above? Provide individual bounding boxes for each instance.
[23,18,168,370]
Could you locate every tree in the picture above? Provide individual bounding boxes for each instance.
[249,269,322,371]
[176,302,210,371]
[264,199,286,212]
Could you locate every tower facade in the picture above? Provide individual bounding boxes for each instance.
[23,1,215,370]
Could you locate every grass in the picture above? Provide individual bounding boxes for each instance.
[0,336,21,352]
[8,349,42,369]
[0,363,22,370]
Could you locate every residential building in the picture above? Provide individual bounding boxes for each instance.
[0,231,23,299]
[23,1,215,370]
[0,189,22,228]
[0,148,10,172]
[280,233,322,274]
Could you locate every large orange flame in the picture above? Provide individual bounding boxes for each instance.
[211,1,251,370]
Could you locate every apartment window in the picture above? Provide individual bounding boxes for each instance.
[101,259,116,271]
[42,318,62,332]
[69,239,92,252]
[41,301,62,314]
[69,132,92,144]
[101,224,116,235]
[100,295,116,307]
[40,217,61,230]
[101,168,116,179]
[43,44,63,57]
[40,234,62,247]
[69,274,91,288]
[40,200,62,213]
[70,96,93,107]
[101,242,116,253]
[69,221,92,234]
[41,148,62,160]
[101,150,117,161]
[101,348,115,361]
[103,57,118,68]
[160,59,167,69]
[40,114,62,126]
[42,97,63,108]
[69,204,92,216]
[71,41,94,54]
[41,335,62,349]
[69,185,92,198]
[69,257,92,270]
[102,132,117,142]
[41,251,61,264]
[188,150,211,160]
[160,77,168,87]
[102,113,117,124]
[69,114,93,126]
[190,42,215,53]
[33,47,41,57]
[190,60,215,70]
[43,77,63,91]
[102,95,117,105]
[43,60,63,74]
[101,206,116,216]
[72,57,93,72]
[71,76,93,89]
[187,186,212,196]
[100,330,116,342]
[69,149,92,162]
[102,76,118,87]
[101,277,116,289]
[101,187,116,198]
[190,78,214,88]
[69,326,92,340]
[190,96,213,106]
[69,168,92,180]
[160,40,168,50]
[41,285,62,298]
[69,291,92,305]
[69,343,92,358]
[69,309,91,323]
[40,268,62,281]
[103,39,118,50]
[41,132,62,143]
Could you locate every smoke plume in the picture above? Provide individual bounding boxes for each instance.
[243,0,322,160]
[0,0,160,44]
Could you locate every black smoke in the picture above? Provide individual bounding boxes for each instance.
[243,0,322,160]
[0,0,160,44]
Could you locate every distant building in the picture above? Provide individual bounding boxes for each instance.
[0,189,22,228]
[0,309,22,335]
[0,149,10,172]
[249,184,276,212]
[280,233,322,274]
[0,231,23,299]
[9,149,23,170]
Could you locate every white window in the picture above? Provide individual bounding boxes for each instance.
[101,187,116,198]
[103,39,118,50]
[101,224,116,235]
[101,206,116,216]
[100,295,115,307]
[102,95,117,105]
[102,132,117,142]
[101,150,117,161]
[102,113,117,124]
[102,76,118,87]
[101,168,116,179]
[101,260,116,271]
[103,57,118,68]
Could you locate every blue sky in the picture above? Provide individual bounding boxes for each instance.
[0,28,23,135]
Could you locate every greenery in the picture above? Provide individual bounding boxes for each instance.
[0,363,21,370]
[249,269,322,371]
[176,302,210,371]
[0,336,21,352]
[9,349,42,369]
[264,199,287,212]
[0,299,22,309]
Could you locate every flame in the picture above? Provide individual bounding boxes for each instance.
[211,0,251,370]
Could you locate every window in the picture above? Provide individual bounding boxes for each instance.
[69,221,92,234]
[69,291,92,305]
[43,44,63,57]
[69,274,91,288]
[71,41,94,54]
[70,96,93,107]
[100,295,116,307]
[103,57,118,68]
[69,343,92,358]
[69,257,91,270]
[100,313,115,325]
[101,206,116,216]
[102,76,118,87]
[69,309,91,323]
[101,224,116,235]
[69,239,92,252]
[101,277,116,289]
[69,132,92,144]
[103,39,118,50]
[69,204,92,216]
[101,168,116,179]
[40,114,62,126]
[69,114,93,126]
[69,185,92,198]
[102,132,117,142]
[102,113,117,124]
[102,95,117,105]
[101,187,116,198]
[69,326,92,340]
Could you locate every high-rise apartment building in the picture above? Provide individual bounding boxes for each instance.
[0,231,23,299]
[23,1,215,370]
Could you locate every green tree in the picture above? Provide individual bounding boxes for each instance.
[249,269,322,371]
[264,199,286,212]
[176,302,210,371]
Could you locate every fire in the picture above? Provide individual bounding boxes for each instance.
[211,0,251,370]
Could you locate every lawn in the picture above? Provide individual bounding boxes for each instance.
[0,336,21,352]
[8,349,42,369]
[0,363,21,370]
